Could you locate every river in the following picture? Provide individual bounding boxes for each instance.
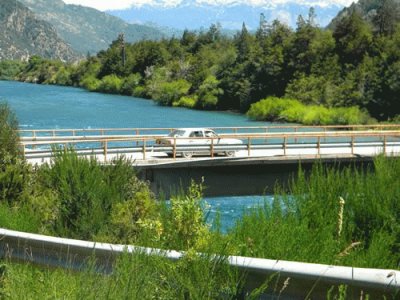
[1,80,274,231]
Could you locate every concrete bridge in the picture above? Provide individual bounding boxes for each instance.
[19,125,400,197]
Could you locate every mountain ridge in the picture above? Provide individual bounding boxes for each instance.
[108,1,346,30]
[0,0,79,61]
[328,0,400,30]
[18,0,165,55]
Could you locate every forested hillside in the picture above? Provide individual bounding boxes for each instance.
[11,2,400,124]
[329,0,400,35]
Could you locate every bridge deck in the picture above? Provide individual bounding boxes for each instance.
[20,126,400,166]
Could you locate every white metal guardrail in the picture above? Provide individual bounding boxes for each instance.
[0,229,398,297]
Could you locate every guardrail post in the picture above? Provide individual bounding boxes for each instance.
[52,130,55,137]
[317,136,321,156]
[351,136,354,155]
[173,138,177,159]
[142,140,146,160]
[20,144,26,158]
[247,137,251,157]
[383,136,387,156]
[283,136,287,156]
[264,128,268,143]
[210,138,214,158]
[294,127,298,143]
[103,141,108,162]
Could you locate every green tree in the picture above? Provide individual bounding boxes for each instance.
[333,11,373,66]
[285,75,338,106]
[196,75,223,109]
[373,0,399,36]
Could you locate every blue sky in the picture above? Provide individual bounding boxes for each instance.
[63,0,354,11]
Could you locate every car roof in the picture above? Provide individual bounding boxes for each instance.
[174,128,213,131]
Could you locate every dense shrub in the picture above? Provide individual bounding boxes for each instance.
[97,74,123,94]
[80,75,101,91]
[35,150,154,240]
[0,60,24,80]
[120,73,142,95]
[172,96,197,108]
[247,97,373,125]
[160,180,211,250]
[0,103,20,162]
[150,79,192,106]
[0,103,30,204]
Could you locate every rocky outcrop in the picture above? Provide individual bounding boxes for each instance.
[328,0,400,30]
[19,0,165,55]
[0,0,79,61]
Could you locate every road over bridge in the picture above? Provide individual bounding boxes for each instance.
[20,125,400,197]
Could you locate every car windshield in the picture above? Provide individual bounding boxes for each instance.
[168,130,186,137]
[205,130,217,137]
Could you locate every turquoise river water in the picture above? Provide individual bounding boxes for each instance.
[1,80,275,231]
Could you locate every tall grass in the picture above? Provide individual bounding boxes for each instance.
[230,157,400,269]
[0,249,241,299]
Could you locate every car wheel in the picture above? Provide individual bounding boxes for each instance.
[225,151,235,157]
[182,152,193,158]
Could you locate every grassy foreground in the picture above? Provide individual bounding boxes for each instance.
[0,103,399,298]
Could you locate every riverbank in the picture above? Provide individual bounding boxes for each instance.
[3,15,400,124]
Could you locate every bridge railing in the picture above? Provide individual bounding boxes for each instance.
[18,124,400,138]
[20,130,400,162]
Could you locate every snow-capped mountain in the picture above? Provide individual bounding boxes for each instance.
[107,0,351,30]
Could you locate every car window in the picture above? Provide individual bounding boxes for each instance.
[189,131,203,137]
[168,130,185,137]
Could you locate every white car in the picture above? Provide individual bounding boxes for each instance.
[156,128,243,158]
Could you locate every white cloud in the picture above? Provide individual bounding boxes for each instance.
[62,0,354,11]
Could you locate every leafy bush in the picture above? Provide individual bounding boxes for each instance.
[172,96,198,108]
[0,103,20,163]
[0,60,25,80]
[121,73,142,95]
[97,74,123,94]
[35,150,154,240]
[80,75,101,91]
[106,177,159,244]
[161,180,211,250]
[150,79,191,106]
[0,103,30,204]
[247,97,373,125]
